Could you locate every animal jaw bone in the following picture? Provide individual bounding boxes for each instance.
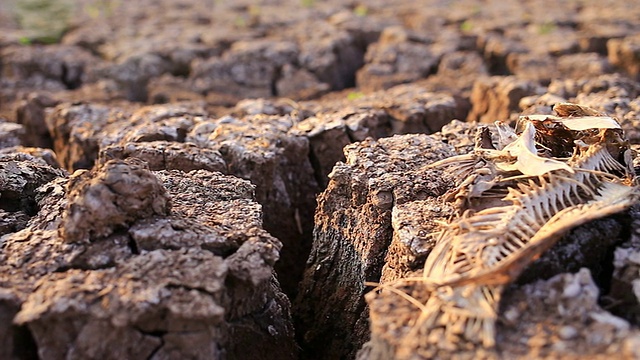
[373,103,640,355]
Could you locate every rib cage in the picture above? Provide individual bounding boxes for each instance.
[428,143,629,284]
[388,105,640,354]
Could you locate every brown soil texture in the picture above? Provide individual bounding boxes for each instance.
[1,0,640,359]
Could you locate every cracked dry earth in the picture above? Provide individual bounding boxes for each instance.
[2,0,640,359]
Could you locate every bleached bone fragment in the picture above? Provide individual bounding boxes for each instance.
[520,114,621,130]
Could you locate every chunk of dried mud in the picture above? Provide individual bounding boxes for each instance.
[0,162,295,359]
[187,112,318,295]
[0,120,24,148]
[467,75,544,123]
[382,198,456,282]
[608,34,640,78]
[99,141,227,173]
[61,158,170,243]
[295,134,455,360]
[0,209,29,236]
[45,103,132,170]
[0,146,60,168]
[0,155,67,218]
[498,268,640,359]
[607,237,640,325]
[14,249,228,360]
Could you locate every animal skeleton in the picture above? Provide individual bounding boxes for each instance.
[381,103,640,353]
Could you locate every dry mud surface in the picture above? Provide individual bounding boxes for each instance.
[1,0,640,359]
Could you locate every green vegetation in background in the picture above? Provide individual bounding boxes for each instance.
[353,4,368,17]
[347,91,364,101]
[537,21,556,35]
[300,0,315,7]
[13,0,74,44]
[84,0,120,19]
[18,36,33,45]
[460,20,473,32]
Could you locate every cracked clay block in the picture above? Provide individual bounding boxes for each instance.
[608,34,640,79]
[0,154,67,230]
[60,158,170,243]
[187,112,319,296]
[498,269,640,359]
[291,83,467,186]
[99,141,227,173]
[355,26,440,92]
[467,75,543,123]
[293,134,454,360]
[0,120,25,149]
[606,207,640,326]
[45,100,317,296]
[0,157,296,360]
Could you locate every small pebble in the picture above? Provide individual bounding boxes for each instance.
[372,190,393,209]
[558,325,578,340]
[503,307,520,323]
[562,280,581,298]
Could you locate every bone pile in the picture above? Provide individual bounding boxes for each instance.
[396,103,639,353]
